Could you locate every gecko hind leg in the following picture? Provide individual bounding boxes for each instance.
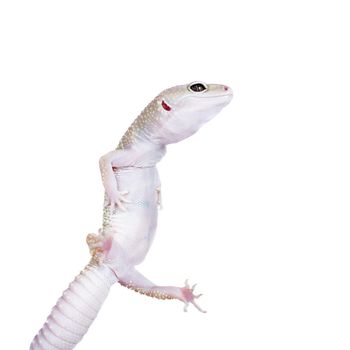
[86,234,207,312]
[117,268,207,313]
[86,230,114,265]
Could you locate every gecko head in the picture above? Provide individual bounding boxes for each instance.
[153,81,233,144]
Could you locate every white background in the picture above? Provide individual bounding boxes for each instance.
[0,1,349,349]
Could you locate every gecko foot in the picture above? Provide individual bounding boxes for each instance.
[107,190,131,212]
[86,231,113,265]
[181,279,206,313]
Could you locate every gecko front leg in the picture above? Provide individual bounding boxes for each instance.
[155,168,163,210]
[156,186,162,210]
[99,150,132,211]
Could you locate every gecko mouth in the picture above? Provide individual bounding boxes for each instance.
[192,93,233,105]
[182,92,233,101]
[173,90,233,107]
[196,91,233,98]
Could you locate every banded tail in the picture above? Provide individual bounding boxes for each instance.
[30,264,117,350]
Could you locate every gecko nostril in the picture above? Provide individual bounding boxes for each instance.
[224,86,229,91]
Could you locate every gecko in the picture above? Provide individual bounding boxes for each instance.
[30,81,233,350]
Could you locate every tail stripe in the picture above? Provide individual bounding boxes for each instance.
[30,335,45,350]
[77,275,107,302]
[41,326,71,350]
[52,307,87,331]
[86,265,111,288]
[61,293,95,321]
[74,276,105,304]
[47,317,82,344]
[85,266,111,290]
[38,329,60,350]
[68,282,101,311]
[62,289,98,316]
[55,299,92,327]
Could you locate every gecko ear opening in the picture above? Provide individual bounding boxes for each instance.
[161,100,172,111]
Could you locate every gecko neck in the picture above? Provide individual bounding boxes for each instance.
[116,139,167,169]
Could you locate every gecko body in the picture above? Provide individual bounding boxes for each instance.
[97,82,233,304]
[30,82,233,350]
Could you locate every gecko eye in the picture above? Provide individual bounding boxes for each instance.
[188,82,207,93]
[162,100,172,111]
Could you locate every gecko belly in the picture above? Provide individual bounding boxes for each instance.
[105,166,159,265]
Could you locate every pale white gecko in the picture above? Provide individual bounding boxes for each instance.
[30,81,233,350]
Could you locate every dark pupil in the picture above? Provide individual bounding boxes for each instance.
[190,83,206,92]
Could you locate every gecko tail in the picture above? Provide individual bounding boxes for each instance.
[30,263,117,350]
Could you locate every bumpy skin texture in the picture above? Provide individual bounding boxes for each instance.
[30,82,233,349]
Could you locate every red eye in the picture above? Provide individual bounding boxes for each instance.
[162,100,171,111]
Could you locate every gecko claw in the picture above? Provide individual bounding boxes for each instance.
[183,303,189,312]
[115,200,126,212]
[192,300,207,313]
